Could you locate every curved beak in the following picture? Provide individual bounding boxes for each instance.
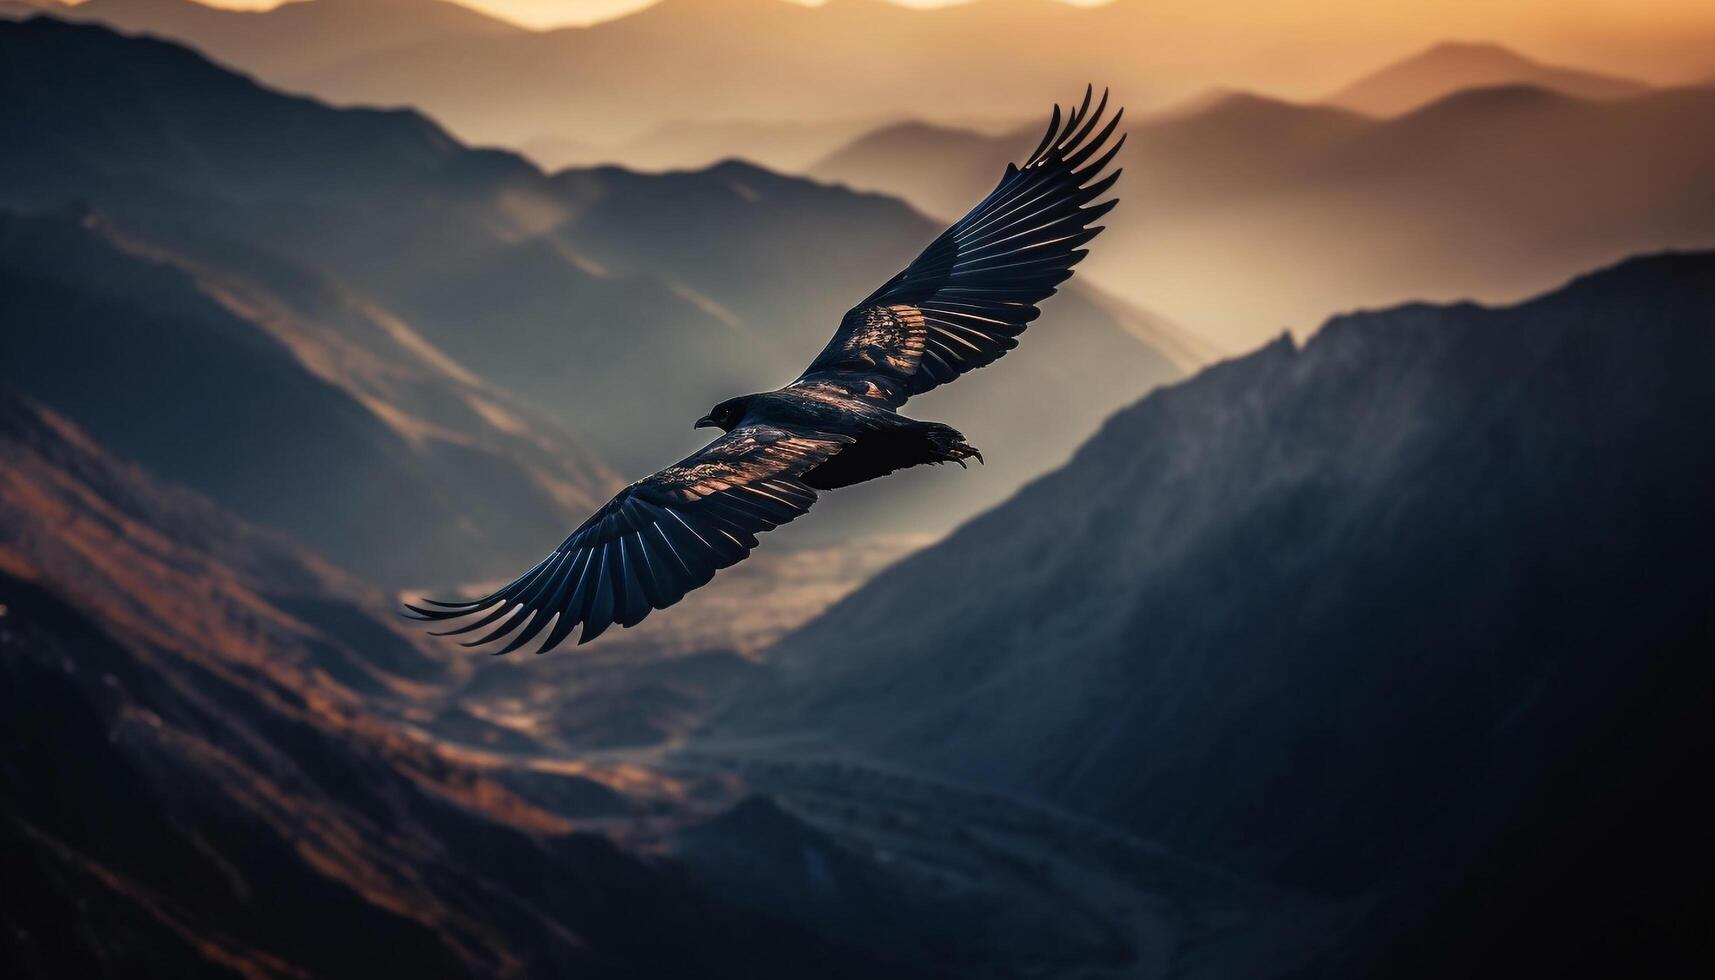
[695,416,718,429]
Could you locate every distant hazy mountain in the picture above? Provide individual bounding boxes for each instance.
[818,83,1715,349]
[63,0,524,76]
[284,0,1104,154]
[68,0,1705,161]
[1,18,1186,547]
[524,115,893,172]
[0,388,916,979]
[1325,40,1649,116]
[718,251,1715,977]
[813,93,1371,217]
[811,119,1017,217]
[0,206,614,585]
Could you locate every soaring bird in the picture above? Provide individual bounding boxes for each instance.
[408,88,1123,652]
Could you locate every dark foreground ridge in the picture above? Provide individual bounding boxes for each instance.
[717,250,1715,978]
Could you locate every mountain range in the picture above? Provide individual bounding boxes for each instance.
[34,4,1713,344]
[0,16,1186,561]
[46,0,1715,159]
[715,250,1715,976]
[814,80,1715,349]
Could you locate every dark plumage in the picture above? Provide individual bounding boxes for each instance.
[408,87,1124,650]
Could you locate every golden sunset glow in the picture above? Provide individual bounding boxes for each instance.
[68,0,1715,82]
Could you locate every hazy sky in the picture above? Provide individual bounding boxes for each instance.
[150,0,1715,52]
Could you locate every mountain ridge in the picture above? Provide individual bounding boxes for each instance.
[0,202,615,586]
[714,248,1715,974]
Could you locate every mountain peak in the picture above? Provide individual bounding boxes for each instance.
[1415,39,1538,66]
[1327,38,1647,117]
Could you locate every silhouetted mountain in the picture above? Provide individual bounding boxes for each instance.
[0,17,1185,544]
[0,388,928,979]
[718,252,1715,977]
[0,205,613,586]
[1325,40,1649,116]
[818,82,1715,350]
[64,0,523,76]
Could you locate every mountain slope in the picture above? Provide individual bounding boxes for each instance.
[0,388,922,979]
[0,205,613,586]
[0,17,1186,543]
[1325,40,1649,116]
[716,251,1715,977]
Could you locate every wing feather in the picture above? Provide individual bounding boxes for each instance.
[407,424,851,652]
[793,87,1123,408]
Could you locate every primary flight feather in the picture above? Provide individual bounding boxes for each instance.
[408,87,1124,652]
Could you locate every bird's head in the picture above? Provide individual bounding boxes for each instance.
[695,395,753,432]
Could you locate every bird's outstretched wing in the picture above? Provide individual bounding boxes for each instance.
[407,424,852,651]
[794,86,1123,408]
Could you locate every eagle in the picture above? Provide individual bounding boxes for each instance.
[408,88,1123,652]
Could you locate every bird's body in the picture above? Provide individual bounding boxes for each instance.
[409,88,1124,651]
[700,386,982,489]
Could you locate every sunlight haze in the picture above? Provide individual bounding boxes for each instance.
[79,0,1715,70]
